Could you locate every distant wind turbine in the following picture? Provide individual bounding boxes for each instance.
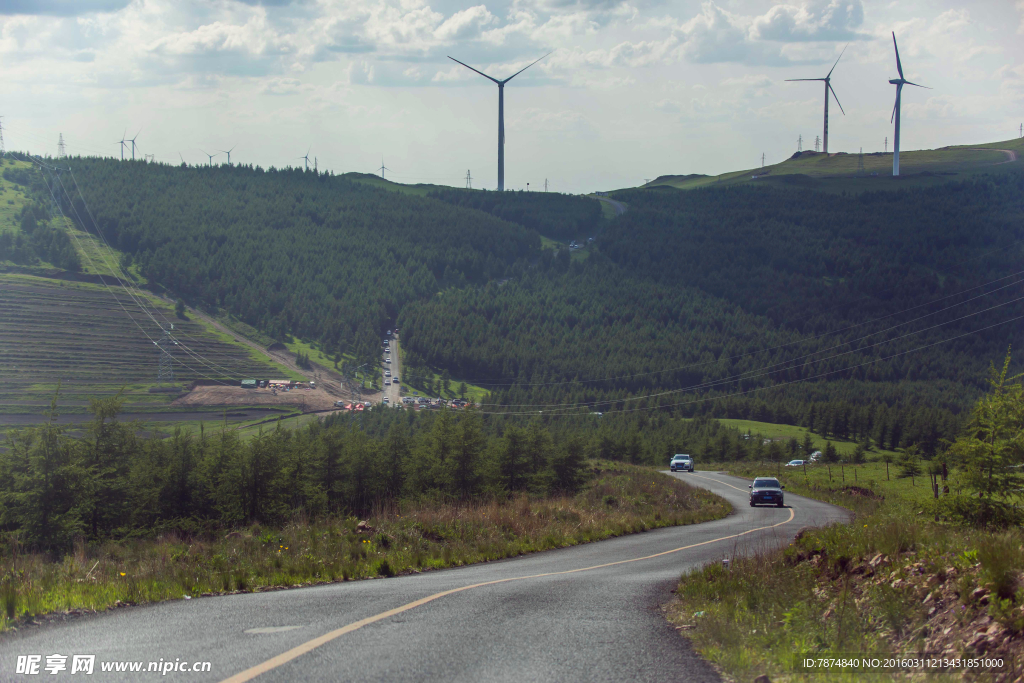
[786,45,846,155]
[117,129,128,161]
[299,146,311,171]
[219,145,235,165]
[378,157,390,179]
[888,32,930,177]
[447,52,552,191]
[129,129,141,161]
[199,149,218,167]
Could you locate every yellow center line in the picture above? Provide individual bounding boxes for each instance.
[220,491,795,683]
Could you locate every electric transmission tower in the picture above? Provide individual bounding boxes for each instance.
[544,178,548,192]
[885,137,888,153]
[157,324,177,383]
[57,133,66,158]
[0,116,6,157]
[814,136,821,153]
[797,134,803,152]
[761,153,765,168]
[465,170,472,189]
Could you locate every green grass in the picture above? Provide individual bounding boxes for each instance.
[284,337,341,370]
[0,462,729,631]
[344,172,446,197]
[640,136,1024,194]
[0,159,32,231]
[713,418,900,460]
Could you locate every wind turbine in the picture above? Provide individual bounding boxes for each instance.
[129,129,141,161]
[219,145,235,165]
[888,32,930,177]
[377,156,390,179]
[117,129,127,161]
[447,52,552,191]
[786,45,846,155]
[199,149,218,167]
[178,152,185,165]
[299,146,311,171]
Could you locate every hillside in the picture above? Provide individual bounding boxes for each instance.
[641,136,1023,192]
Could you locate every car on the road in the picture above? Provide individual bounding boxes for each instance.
[385,380,391,386]
[402,396,415,404]
[383,397,389,404]
[808,451,821,462]
[387,329,392,336]
[392,377,399,384]
[669,454,693,472]
[748,477,785,507]
[385,370,391,377]
[785,459,805,467]
[385,357,391,363]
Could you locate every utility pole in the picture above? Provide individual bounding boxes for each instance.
[544,178,548,192]
[157,324,176,384]
[465,169,472,189]
[797,134,802,152]
[885,137,888,153]
[57,133,66,159]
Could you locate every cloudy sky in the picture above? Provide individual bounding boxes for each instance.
[2,0,1022,192]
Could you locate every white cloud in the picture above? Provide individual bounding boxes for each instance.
[433,5,495,41]
[750,0,864,42]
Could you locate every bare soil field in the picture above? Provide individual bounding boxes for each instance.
[173,385,341,411]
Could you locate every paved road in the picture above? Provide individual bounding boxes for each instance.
[594,195,627,216]
[382,336,402,406]
[0,471,850,682]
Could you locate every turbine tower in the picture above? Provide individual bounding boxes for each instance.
[447,52,551,191]
[129,130,141,161]
[117,129,127,161]
[786,45,847,155]
[200,149,217,167]
[377,157,390,179]
[299,146,311,171]
[888,32,930,176]
[220,145,235,165]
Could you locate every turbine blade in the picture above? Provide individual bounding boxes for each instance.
[785,78,827,82]
[905,81,931,89]
[501,51,552,84]
[827,43,848,78]
[890,95,898,124]
[829,83,845,115]
[447,56,500,84]
[892,32,904,80]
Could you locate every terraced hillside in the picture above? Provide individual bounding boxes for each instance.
[0,275,287,385]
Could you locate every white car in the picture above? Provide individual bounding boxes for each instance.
[385,380,391,386]
[383,397,389,404]
[670,455,693,472]
[386,357,391,363]
[785,459,805,467]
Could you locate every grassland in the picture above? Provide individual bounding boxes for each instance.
[667,419,1024,682]
[0,462,729,631]
[0,158,32,231]
[713,418,900,460]
[642,136,1024,194]
[344,172,443,197]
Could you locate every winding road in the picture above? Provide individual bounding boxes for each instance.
[0,471,850,682]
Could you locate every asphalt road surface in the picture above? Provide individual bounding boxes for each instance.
[382,337,402,406]
[0,471,851,682]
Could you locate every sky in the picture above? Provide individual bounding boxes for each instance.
[1,0,1022,193]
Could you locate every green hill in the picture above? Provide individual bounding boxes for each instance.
[642,137,1023,192]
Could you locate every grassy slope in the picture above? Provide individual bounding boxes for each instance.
[642,136,1024,194]
[666,420,1024,681]
[344,172,446,197]
[0,159,32,232]
[0,462,729,631]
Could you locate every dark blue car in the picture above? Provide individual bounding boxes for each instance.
[748,477,785,507]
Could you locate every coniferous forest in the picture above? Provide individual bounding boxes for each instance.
[12,157,1024,458]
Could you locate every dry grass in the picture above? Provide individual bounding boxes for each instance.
[0,462,728,631]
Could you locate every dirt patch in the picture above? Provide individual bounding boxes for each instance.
[840,485,884,500]
[172,385,341,411]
